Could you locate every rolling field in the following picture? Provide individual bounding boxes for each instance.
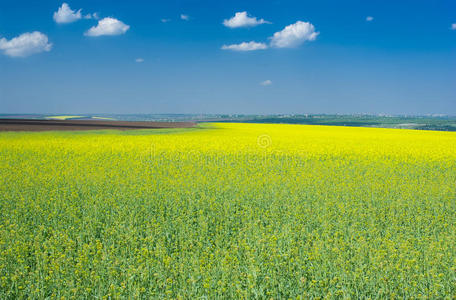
[0,119,195,132]
[1,123,456,298]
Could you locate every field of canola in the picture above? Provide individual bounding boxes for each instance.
[1,123,456,299]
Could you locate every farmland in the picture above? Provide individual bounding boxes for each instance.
[1,123,456,298]
[0,119,195,132]
[2,114,456,132]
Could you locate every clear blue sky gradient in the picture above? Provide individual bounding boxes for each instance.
[1,0,455,114]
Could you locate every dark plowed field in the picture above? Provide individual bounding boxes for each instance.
[0,119,196,132]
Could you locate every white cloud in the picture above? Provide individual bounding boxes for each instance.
[223,11,270,28]
[53,3,82,24]
[221,41,268,51]
[84,12,99,20]
[452,23,456,30]
[366,16,374,22]
[180,14,189,21]
[0,31,52,57]
[260,80,272,86]
[269,21,318,48]
[85,17,130,37]
[135,58,144,63]
[161,18,171,23]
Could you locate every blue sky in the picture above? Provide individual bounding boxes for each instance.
[0,0,455,115]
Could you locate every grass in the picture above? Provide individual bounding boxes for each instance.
[1,123,455,298]
[44,116,117,121]
[45,115,85,120]
[91,117,115,120]
[218,115,456,131]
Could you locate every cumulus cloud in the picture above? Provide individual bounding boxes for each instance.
[180,14,189,21]
[269,21,318,48]
[161,18,171,23]
[452,23,456,30]
[0,31,52,57]
[221,41,268,51]
[223,11,270,28]
[84,12,99,20]
[260,80,272,86]
[366,16,374,22]
[53,3,82,24]
[85,17,130,37]
[135,58,144,63]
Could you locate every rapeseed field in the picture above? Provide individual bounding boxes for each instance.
[1,123,455,298]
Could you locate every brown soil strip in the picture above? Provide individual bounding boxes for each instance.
[0,119,196,132]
